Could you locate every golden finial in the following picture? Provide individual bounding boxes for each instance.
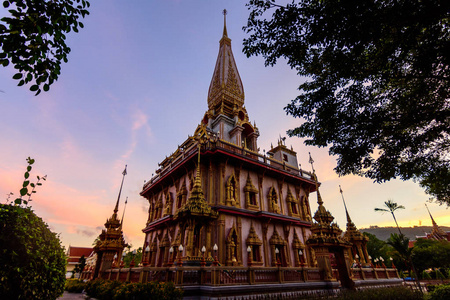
[222,9,228,37]
[308,152,315,174]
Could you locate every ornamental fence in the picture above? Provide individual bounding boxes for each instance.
[80,266,399,286]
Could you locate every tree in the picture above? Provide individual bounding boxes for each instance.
[0,158,66,299]
[73,254,86,278]
[363,232,391,263]
[374,200,405,235]
[243,0,450,205]
[123,247,143,268]
[0,0,90,95]
[388,233,422,292]
[412,239,450,276]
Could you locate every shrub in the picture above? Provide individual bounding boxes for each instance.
[85,279,124,300]
[0,204,66,299]
[333,286,422,300]
[436,269,446,280]
[422,270,432,279]
[113,281,183,300]
[429,283,450,300]
[65,279,86,293]
[84,279,183,300]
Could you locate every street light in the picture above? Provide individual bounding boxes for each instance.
[275,248,281,266]
[201,246,206,267]
[130,249,137,268]
[247,246,252,266]
[177,244,184,267]
[168,247,174,267]
[144,245,150,266]
[112,253,118,268]
[213,244,218,266]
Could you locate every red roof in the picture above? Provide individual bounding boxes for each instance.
[67,246,93,259]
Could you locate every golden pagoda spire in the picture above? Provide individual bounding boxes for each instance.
[309,152,334,225]
[340,185,352,223]
[174,145,218,219]
[207,10,245,117]
[425,203,447,239]
[114,165,127,216]
[120,196,128,229]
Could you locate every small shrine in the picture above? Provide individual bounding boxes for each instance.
[92,167,128,278]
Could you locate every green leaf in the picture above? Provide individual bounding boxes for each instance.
[43,84,49,92]
[30,85,39,92]
[20,188,27,196]
[2,1,9,8]
[13,73,22,79]
[27,166,32,172]
[14,198,22,205]
[24,172,29,179]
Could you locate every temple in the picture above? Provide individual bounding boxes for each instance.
[83,12,401,298]
[139,10,316,271]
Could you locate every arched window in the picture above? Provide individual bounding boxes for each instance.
[176,181,187,210]
[244,174,259,210]
[246,223,263,266]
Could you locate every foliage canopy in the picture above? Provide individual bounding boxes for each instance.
[243,0,450,205]
[0,204,66,299]
[0,0,90,95]
[374,200,405,235]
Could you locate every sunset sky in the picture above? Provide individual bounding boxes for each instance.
[1,1,447,251]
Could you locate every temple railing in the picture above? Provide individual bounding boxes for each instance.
[142,138,316,192]
[80,266,399,286]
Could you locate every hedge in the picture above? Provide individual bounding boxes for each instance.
[0,204,66,299]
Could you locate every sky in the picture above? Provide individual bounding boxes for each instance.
[0,1,448,251]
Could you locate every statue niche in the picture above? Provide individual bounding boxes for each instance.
[226,225,240,266]
[164,192,173,216]
[267,186,280,214]
[225,174,239,207]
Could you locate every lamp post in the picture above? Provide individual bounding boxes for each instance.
[213,243,218,266]
[130,249,136,268]
[201,246,206,267]
[112,253,118,268]
[144,245,150,266]
[380,257,386,268]
[177,244,183,267]
[369,255,374,268]
[298,249,304,267]
[275,248,281,267]
[120,251,125,268]
[389,257,395,268]
[168,247,174,267]
[247,246,252,267]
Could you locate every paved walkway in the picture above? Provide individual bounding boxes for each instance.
[58,291,87,299]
